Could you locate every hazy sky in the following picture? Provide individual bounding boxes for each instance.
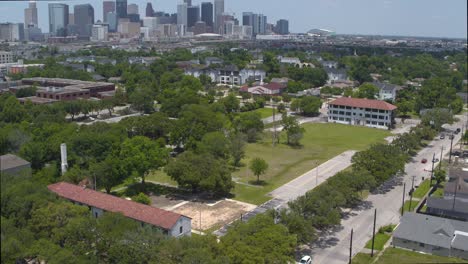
[1,0,466,38]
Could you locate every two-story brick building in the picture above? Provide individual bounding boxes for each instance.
[327,97,397,130]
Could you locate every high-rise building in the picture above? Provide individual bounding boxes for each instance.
[201,2,213,27]
[49,3,69,36]
[146,3,154,17]
[184,0,192,7]
[106,12,118,32]
[116,0,127,20]
[0,23,25,41]
[187,6,200,28]
[177,3,187,26]
[103,1,115,23]
[74,4,94,37]
[214,0,224,33]
[127,4,139,15]
[69,14,75,25]
[242,12,253,26]
[91,24,108,41]
[275,19,289,35]
[24,1,38,28]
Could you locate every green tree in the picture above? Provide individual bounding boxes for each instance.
[250,157,269,183]
[120,136,169,187]
[229,132,247,167]
[0,95,28,123]
[129,87,154,114]
[234,111,264,143]
[132,193,152,205]
[89,155,125,193]
[197,131,230,160]
[434,169,446,185]
[165,151,233,194]
[291,96,322,116]
[281,113,305,145]
[354,83,379,99]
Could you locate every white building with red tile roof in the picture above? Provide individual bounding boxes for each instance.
[48,182,192,237]
[327,97,397,130]
[240,82,287,95]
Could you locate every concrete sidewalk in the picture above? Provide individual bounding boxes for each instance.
[269,150,357,202]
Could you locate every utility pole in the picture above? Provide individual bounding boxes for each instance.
[449,133,454,164]
[271,98,277,147]
[411,175,416,190]
[438,146,443,171]
[349,228,353,264]
[371,209,377,257]
[409,186,414,212]
[401,182,406,216]
[430,153,436,186]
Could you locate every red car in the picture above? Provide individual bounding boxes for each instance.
[421,158,428,164]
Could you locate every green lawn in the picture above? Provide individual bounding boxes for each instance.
[401,200,419,213]
[242,107,275,119]
[353,248,467,264]
[364,233,391,251]
[146,169,178,186]
[413,179,431,198]
[231,123,391,204]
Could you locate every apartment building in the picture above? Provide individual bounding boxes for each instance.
[327,97,397,129]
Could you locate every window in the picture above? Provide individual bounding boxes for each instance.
[419,243,425,248]
[372,115,378,119]
[180,226,183,234]
[94,212,98,218]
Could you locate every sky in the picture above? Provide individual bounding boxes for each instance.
[0,0,467,38]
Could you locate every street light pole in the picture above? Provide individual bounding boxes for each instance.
[371,209,377,257]
[349,228,353,264]
[449,133,454,164]
[430,153,436,186]
[439,146,444,171]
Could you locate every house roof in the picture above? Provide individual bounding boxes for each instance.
[0,154,30,171]
[393,212,468,249]
[48,182,189,230]
[427,197,468,214]
[240,82,286,92]
[452,231,468,251]
[329,97,397,111]
[372,81,402,92]
[444,167,468,195]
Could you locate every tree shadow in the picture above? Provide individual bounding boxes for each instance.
[248,180,268,186]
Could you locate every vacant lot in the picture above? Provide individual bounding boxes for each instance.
[232,123,391,204]
[144,123,390,205]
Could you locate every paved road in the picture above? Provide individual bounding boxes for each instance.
[270,151,356,202]
[309,115,466,264]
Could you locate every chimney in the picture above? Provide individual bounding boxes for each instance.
[60,143,68,175]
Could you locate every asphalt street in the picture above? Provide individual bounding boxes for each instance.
[308,115,467,264]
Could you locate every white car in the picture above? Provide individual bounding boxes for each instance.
[300,255,312,264]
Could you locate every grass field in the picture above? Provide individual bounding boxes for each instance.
[364,233,391,251]
[231,123,391,204]
[135,123,390,205]
[413,179,431,198]
[401,200,419,213]
[242,107,275,119]
[353,248,467,264]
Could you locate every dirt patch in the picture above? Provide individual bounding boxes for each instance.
[173,199,256,231]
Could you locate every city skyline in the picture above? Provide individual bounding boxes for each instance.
[0,0,466,38]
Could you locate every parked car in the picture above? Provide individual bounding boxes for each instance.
[433,158,440,163]
[454,130,459,135]
[452,150,461,156]
[300,256,312,264]
[421,158,428,164]
[440,134,445,139]
[456,128,461,133]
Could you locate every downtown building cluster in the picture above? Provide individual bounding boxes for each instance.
[0,0,290,43]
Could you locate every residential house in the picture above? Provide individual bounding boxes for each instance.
[373,81,402,102]
[320,60,338,69]
[185,65,265,86]
[48,182,192,238]
[240,82,287,95]
[327,97,397,130]
[393,212,468,260]
[0,154,31,176]
[325,68,348,84]
[204,57,224,66]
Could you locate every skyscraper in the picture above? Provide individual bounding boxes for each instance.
[127,4,139,15]
[275,19,289,35]
[184,0,192,7]
[214,0,224,34]
[242,12,253,27]
[116,0,127,20]
[146,3,154,17]
[201,2,213,27]
[24,1,38,27]
[103,1,115,23]
[107,12,118,32]
[74,4,94,37]
[48,3,69,36]
[187,6,200,28]
[177,3,187,26]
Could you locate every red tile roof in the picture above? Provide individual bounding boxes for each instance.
[48,182,189,230]
[329,97,397,111]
